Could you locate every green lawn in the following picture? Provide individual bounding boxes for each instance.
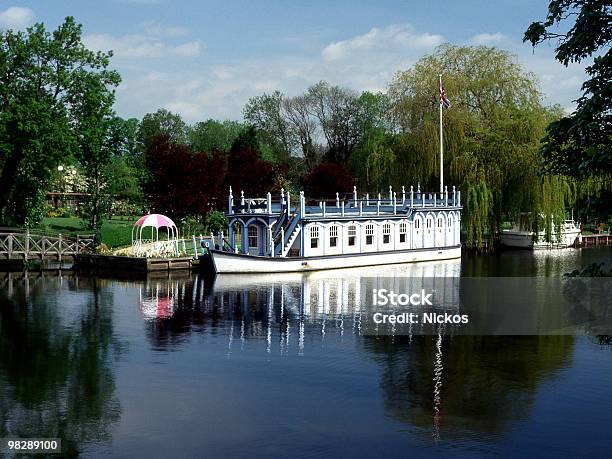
[34,217,134,249]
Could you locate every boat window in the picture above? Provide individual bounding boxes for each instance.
[248,225,258,248]
[310,226,319,249]
[366,224,374,245]
[348,225,356,246]
[383,223,391,244]
[329,225,338,247]
[399,222,407,243]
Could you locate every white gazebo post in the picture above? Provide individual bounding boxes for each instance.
[402,186,406,205]
[267,192,272,214]
[336,192,340,208]
[366,193,370,206]
[286,192,291,213]
[445,186,448,206]
[240,190,245,213]
[269,226,273,257]
[341,201,345,217]
[453,186,456,206]
[228,186,234,214]
[389,185,392,202]
[410,185,414,208]
[353,186,357,206]
[280,188,285,207]
[377,193,381,216]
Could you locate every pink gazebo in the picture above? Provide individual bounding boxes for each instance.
[132,213,179,246]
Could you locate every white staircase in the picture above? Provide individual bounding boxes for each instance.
[282,226,301,257]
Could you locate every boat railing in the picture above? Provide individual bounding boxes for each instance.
[227,186,461,217]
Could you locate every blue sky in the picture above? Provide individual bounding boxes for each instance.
[1,1,588,122]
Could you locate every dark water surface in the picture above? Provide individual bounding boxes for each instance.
[1,247,611,458]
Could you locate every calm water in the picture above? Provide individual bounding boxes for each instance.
[1,247,611,458]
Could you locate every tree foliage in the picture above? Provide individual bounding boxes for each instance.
[524,0,612,221]
[0,17,119,226]
[388,44,568,245]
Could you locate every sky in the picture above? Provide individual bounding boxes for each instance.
[0,0,589,123]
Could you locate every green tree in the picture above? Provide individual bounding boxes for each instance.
[243,91,295,162]
[524,0,611,221]
[188,119,245,153]
[388,44,565,247]
[0,17,118,226]
[138,109,188,152]
[72,67,121,232]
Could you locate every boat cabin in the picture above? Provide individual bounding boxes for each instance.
[218,185,461,259]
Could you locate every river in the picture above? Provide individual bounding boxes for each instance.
[0,247,610,457]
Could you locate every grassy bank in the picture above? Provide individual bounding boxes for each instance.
[34,217,134,249]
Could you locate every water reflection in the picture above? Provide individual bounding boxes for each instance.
[131,260,579,444]
[0,247,609,455]
[0,271,121,457]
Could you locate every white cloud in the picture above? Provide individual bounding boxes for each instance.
[141,21,190,37]
[83,33,202,59]
[469,32,506,45]
[0,6,35,30]
[108,24,587,124]
[322,24,444,61]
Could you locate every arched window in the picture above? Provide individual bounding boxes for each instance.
[329,225,338,247]
[438,217,443,228]
[310,226,319,249]
[448,215,453,232]
[348,225,357,246]
[366,224,374,245]
[399,222,407,243]
[415,218,421,229]
[248,225,258,248]
[383,223,391,244]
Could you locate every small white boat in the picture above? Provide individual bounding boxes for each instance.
[501,219,581,249]
[208,185,463,274]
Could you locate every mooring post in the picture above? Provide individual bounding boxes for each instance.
[25,230,30,260]
[58,233,62,264]
[219,231,224,251]
[199,234,205,256]
[192,235,198,258]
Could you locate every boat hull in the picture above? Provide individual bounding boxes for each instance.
[500,228,581,249]
[209,246,462,273]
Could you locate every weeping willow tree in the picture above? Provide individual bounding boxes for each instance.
[388,44,566,248]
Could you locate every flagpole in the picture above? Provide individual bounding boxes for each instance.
[439,74,444,194]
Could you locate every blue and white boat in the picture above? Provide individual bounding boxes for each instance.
[208,185,462,273]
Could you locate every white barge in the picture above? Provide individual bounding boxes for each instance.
[209,185,462,273]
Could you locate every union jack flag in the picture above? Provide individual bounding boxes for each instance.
[439,83,451,109]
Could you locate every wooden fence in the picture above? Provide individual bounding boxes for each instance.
[0,230,94,261]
